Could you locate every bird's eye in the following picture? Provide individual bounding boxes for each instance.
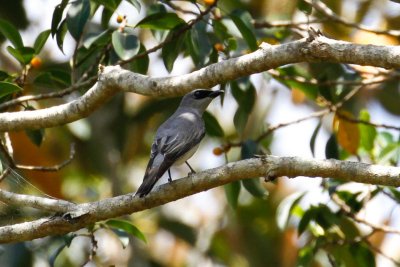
[194,91,202,98]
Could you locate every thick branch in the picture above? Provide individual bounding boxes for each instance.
[1,35,400,131]
[0,155,399,243]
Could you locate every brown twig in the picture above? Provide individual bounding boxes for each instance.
[253,18,328,29]
[335,111,400,131]
[0,77,97,111]
[15,144,76,172]
[306,0,400,37]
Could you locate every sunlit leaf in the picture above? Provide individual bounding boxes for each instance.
[34,29,51,53]
[0,18,24,48]
[0,81,22,98]
[7,46,35,65]
[112,30,140,61]
[136,13,185,30]
[66,0,91,40]
[106,219,147,243]
[358,109,377,152]
[298,0,313,14]
[334,111,360,155]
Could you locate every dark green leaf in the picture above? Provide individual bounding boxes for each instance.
[33,69,71,88]
[336,191,363,213]
[136,13,185,30]
[0,82,22,98]
[242,178,268,198]
[231,80,256,113]
[241,139,258,159]
[49,244,67,267]
[233,106,249,135]
[298,208,314,236]
[185,30,200,66]
[298,0,313,14]
[325,134,339,159]
[127,0,141,12]
[212,19,231,41]
[26,128,45,147]
[229,10,258,51]
[224,181,241,209]
[92,0,121,10]
[100,7,113,28]
[83,30,111,48]
[359,109,377,152]
[203,111,224,137]
[51,0,69,37]
[0,71,10,81]
[0,19,24,48]
[162,29,186,72]
[34,29,51,53]
[56,19,68,53]
[159,218,196,245]
[7,46,35,65]
[66,0,91,40]
[296,245,315,267]
[310,121,322,157]
[112,30,140,61]
[351,243,376,267]
[106,219,147,243]
[130,43,149,74]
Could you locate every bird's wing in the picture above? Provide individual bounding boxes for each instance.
[135,118,205,197]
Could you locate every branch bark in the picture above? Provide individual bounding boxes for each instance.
[1,34,400,131]
[0,155,399,243]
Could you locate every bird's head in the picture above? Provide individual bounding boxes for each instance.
[179,89,224,113]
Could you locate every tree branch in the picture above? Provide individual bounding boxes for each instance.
[0,155,399,243]
[1,34,400,132]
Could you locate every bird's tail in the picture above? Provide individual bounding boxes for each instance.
[135,168,159,198]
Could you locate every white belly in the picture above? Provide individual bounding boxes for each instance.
[174,144,200,165]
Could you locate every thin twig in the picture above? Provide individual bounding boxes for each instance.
[306,0,400,37]
[335,111,400,131]
[15,144,76,172]
[253,18,328,29]
[0,77,97,111]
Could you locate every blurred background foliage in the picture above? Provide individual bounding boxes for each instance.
[1,0,400,266]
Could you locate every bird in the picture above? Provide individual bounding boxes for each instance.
[135,89,224,197]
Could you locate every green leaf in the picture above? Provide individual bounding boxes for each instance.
[242,178,268,198]
[26,128,45,147]
[359,109,377,152]
[34,69,71,88]
[92,0,121,10]
[0,19,24,48]
[112,30,140,61]
[0,82,22,98]
[136,13,185,30]
[351,243,376,267]
[34,29,51,53]
[233,106,249,135]
[83,30,111,49]
[106,219,147,243]
[127,0,141,12]
[185,29,200,66]
[276,192,305,230]
[100,7,113,28]
[298,208,314,236]
[162,28,186,72]
[241,139,258,159]
[296,245,315,267]
[229,10,258,51]
[310,121,322,157]
[336,191,363,213]
[0,71,10,81]
[51,0,69,37]
[66,0,91,40]
[7,46,35,65]
[231,80,256,113]
[212,19,231,41]
[224,181,241,209]
[56,19,68,53]
[159,218,196,245]
[298,0,313,15]
[203,111,224,137]
[325,134,339,159]
[130,43,149,74]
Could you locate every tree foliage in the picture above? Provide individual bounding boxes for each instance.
[0,0,400,266]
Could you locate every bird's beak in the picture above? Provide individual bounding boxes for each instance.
[209,90,224,98]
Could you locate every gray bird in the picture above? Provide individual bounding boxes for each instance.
[135,89,223,197]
